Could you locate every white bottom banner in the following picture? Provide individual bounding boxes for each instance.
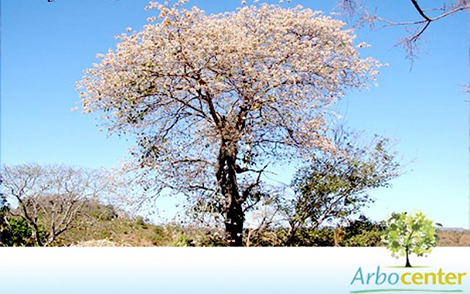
[0,247,468,293]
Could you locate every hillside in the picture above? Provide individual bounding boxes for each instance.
[7,200,469,247]
[54,200,225,247]
[437,229,470,247]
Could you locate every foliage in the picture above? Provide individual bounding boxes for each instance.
[170,234,194,247]
[78,1,380,245]
[283,129,400,244]
[135,216,148,229]
[0,191,7,236]
[1,178,35,246]
[246,215,385,247]
[341,215,385,246]
[383,211,439,267]
[0,217,39,247]
[1,192,40,246]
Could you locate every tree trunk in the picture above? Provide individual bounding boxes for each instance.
[405,247,412,267]
[225,200,244,246]
[285,222,300,246]
[33,227,43,247]
[216,139,244,247]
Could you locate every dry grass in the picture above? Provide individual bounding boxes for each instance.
[71,239,129,247]
[437,230,470,247]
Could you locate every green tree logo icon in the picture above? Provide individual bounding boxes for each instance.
[383,212,440,268]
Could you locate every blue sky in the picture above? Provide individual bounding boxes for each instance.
[1,0,469,227]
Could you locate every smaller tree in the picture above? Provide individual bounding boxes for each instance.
[283,129,400,245]
[1,164,109,246]
[383,211,439,268]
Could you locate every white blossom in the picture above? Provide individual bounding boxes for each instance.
[77,2,381,232]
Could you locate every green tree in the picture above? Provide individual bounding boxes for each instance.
[1,186,35,246]
[283,129,400,245]
[341,215,385,247]
[383,211,439,267]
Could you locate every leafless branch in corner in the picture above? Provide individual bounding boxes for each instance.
[336,0,470,64]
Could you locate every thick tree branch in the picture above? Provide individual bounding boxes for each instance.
[410,0,431,21]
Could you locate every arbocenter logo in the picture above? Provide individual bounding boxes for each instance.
[350,266,467,293]
[349,212,467,293]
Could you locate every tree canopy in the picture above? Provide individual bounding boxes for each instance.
[78,1,381,245]
[1,164,109,246]
[284,129,400,244]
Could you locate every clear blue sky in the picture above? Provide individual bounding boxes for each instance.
[1,0,468,227]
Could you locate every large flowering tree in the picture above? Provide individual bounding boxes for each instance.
[78,1,380,246]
